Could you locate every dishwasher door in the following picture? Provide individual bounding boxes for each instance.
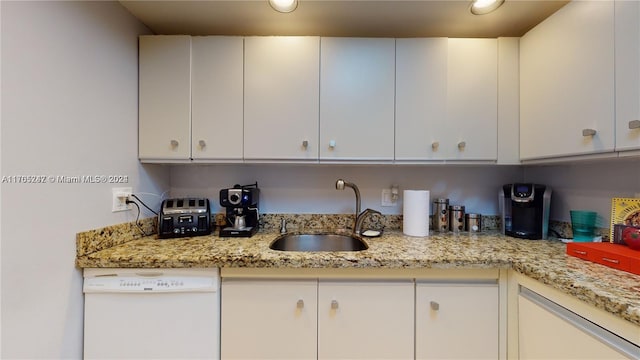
[83,268,220,360]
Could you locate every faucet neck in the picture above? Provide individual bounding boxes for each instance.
[354,208,382,235]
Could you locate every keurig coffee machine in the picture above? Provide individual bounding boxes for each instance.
[219,182,260,237]
[499,183,552,240]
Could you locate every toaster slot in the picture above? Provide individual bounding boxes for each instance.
[189,199,196,207]
[161,217,173,234]
[177,199,184,208]
[198,215,209,231]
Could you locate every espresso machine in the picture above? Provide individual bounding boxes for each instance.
[499,183,552,240]
[219,182,260,237]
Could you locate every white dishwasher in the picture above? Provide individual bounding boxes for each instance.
[83,268,220,359]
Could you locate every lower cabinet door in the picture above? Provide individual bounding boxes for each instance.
[318,280,414,359]
[221,279,317,359]
[415,282,499,359]
[518,287,634,359]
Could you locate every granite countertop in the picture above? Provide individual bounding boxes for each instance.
[76,229,640,327]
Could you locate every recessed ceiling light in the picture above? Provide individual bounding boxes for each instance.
[470,0,505,15]
[269,0,298,13]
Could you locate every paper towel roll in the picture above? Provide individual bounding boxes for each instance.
[403,190,430,237]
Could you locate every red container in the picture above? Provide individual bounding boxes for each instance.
[566,242,640,275]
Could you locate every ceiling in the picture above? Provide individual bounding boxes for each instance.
[119,0,570,38]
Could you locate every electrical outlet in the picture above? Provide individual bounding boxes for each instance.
[112,187,132,212]
[381,189,394,207]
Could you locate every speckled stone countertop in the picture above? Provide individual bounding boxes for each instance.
[76,229,640,327]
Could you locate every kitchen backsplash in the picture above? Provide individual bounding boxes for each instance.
[77,214,614,257]
[76,217,157,257]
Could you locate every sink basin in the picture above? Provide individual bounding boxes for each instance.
[269,233,368,252]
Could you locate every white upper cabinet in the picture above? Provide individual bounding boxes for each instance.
[446,38,498,161]
[396,38,448,161]
[320,38,396,161]
[191,36,244,161]
[395,38,497,162]
[615,1,640,154]
[520,1,615,160]
[139,35,191,161]
[497,37,521,164]
[244,37,320,161]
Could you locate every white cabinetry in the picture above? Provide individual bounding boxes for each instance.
[244,37,320,161]
[220,279,317,359]
[139,35,191,161]
[520,1,615,160]
[320,38,395,161]
[191,37,244,161]
[318,280,414,359]
[615,1,640,154]
[139,36,243,162]
[415,281,499,359]
[497,37,521,164]
[446,38,498,161]
[395,38,497,162]
[395,38,448,161]
[221,278,413,359]
[518,287,634,359]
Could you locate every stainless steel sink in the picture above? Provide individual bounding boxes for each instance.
[269,233,368,252]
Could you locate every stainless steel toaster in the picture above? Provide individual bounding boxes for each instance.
[158,198,211,238]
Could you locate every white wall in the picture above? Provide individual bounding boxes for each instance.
[170,164,524,216]
[0,1,167,358]
[524,158,640,227]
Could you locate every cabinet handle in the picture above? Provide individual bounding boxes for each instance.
[329,140,336,149]
[457,141,466,150]
[602,257,619,264]
[582,129,597,137]
[629,120,640,130]
[198,140,206,148]
[430,301,439,311]
[297,299,304,309]
[302,140,309,148]
[431,141,439,151]
[331,300,339,310]
[170,140,179,148]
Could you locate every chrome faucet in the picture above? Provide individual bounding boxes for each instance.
[354,208,382,236]
[336,179,382,235]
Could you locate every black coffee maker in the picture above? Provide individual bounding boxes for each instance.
[219,182,260,237]
[499,183,552,240]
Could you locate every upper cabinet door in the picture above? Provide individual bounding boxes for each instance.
[395,38,497,162]
[446,38,498,161]
[191,37,244,161]
[395,38,448,161]
[615,1,640,153]
[244,37,320,161]
[139,35,191,161]
[520,1,615,160]
[320,38,395,161]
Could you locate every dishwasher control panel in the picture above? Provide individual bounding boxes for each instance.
[83,276,217,293]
